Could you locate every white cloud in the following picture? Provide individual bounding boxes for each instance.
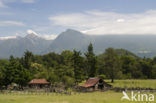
[116,19,125,23]
[0,29,58,40]
[40,34,58,40]
[0,36,17,40]
[49,10,156,35]
[26,29,57,40]
[0,21,25,26]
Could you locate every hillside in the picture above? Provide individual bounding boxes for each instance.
[48,29,156,57]
[1,29,156,58]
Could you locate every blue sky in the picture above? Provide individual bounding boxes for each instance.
[1,0,156,38]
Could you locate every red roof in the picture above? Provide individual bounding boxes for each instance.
[29,79,49,84]
[81,78,101,88]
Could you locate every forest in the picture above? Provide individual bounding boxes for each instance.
[0,43,156,89]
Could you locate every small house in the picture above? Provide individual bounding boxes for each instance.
[28,79,50,88]
[80,78,112,91]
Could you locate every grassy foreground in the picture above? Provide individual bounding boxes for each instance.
[0,80,156,103]
[105,79,156,89]
[80,79,156,89]
[0,91,155,103]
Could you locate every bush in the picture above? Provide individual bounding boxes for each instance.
[98,74,106,79]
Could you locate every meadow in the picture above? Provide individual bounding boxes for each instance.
[80,79,156,89]
[105,79,156,89]
[0,79,156,103]
[0,91,155,103]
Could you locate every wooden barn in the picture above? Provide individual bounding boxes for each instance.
[80,78,112,91]
[28,79,50,88]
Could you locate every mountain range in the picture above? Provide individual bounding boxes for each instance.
[0,32,52,58]
[0,29,156,58]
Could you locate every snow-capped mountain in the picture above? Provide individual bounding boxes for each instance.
[0,30,53,58]
[1,29,156,58]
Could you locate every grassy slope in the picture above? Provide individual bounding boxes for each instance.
[0,80,156,103]
[0,91,155,103]
[80,79,156,89]
[105,79,156,89]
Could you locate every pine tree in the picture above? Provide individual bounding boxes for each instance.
[72,50,84,84]
[85,43,97,78]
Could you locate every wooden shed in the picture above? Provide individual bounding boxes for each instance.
[80,78,112,91]
[28,79,50,88]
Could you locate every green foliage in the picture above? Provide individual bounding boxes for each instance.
[21,51,34,70]
[98,74,106,79]
[0,44,156,88]
[85,43,97,77]
[72,50,85,84]
[62,75,75,88]
[101,48,122,83]
[151,64,156,78]
[30,63,46,78]
[3,56,31,88]
[46,68,59,84]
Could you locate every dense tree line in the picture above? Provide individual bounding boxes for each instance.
[0,43,156,89]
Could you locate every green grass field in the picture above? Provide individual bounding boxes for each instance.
[80,79,156,89]
[0,80,156,103]
[0,91,155,103]
[105,79,156,89]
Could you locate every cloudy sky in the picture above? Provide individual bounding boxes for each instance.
[1,0,156,38]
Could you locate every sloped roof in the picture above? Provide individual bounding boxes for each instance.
[81,78,101,88]
[29,79,49,84]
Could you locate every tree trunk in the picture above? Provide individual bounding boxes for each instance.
[111,78,114,83]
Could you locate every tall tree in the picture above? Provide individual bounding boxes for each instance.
[85,43,97,78]
[4,56,31,89]
[21,51,34,70]
[14,65,31,89]
[0,59,8,89]
[103,48,121,83]
[4,56,16,87]
[72,50,84,84]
